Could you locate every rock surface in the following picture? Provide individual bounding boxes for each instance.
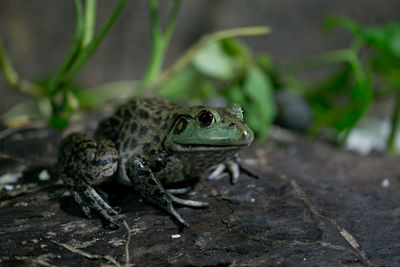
[0,123,399,266]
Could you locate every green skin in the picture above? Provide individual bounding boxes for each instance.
[58,98,257,228]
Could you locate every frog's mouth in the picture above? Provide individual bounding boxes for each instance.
[171,142,246,152]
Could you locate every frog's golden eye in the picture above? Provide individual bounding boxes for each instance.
[197,110,215,127]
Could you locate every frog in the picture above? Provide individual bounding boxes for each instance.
[58,98,258,228]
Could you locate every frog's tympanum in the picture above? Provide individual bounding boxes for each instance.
[58,98,257,228]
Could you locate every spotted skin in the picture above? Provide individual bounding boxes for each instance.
[58,98,257,227]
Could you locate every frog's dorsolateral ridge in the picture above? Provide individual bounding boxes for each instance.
[58,98,258,228]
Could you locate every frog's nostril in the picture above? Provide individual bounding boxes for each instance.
[243,130,249,139]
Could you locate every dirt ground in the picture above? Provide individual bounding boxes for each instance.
[0,121,399,266]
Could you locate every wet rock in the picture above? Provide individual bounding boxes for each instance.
[0,125,399,266]
[274,90,313,133]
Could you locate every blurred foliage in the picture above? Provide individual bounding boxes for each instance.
[1,0,127,128]
[278,15,400,152]
[1,1,400,152]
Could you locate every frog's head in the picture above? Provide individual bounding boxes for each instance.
[164,103,254,152]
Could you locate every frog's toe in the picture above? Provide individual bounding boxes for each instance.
[238,163,260,179]
[86,186,119,216]
[226,161,240,184]
[208,164,227,180]
[71,190,94,219]
[168,205,190,227]
[71,185,119,226]
[166,187,192,195]
[169,194,209,208]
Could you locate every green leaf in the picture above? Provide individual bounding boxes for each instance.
[362,23,400,58]
[256,53,274,72]
[224,85,245,104]
[243,65,276,139]
[221,38,250,58]
[196,80,217,100]
[224,65,276,141]
[157,67,202,101]
[308,61,372,138]
[1,100,42,122]
[76,80,137,109]
[193,41,240,80]
[324,15,361,35]
[306,64,352,102]
[49,114,70,129]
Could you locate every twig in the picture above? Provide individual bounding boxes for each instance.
[52,241,121,266]
[14,254,62,267]
[123,220,132,267]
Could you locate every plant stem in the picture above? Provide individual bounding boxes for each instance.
[139,0,163,92]
[137,0,183,96]
[0,37,43,97]
[62,0,127,85]
[163,0,182,47]
[81,0,97,47]
[48,0,84,95]
[147,26,271,93]
[387,91,400,155]
[277,49,353,73]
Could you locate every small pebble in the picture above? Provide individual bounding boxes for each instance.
[381,178,390,188]
[39,169,50,181]
[4,184,14,191]
[171,234,181,239]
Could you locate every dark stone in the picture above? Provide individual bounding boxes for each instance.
[274,90,313,133]
[0,122,399,266]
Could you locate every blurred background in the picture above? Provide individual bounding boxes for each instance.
[1,0,400,154]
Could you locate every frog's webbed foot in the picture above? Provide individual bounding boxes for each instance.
[70,185,119,228]
[166,187,208,207]
[208,154,259,184]
[128,156,209,228]
[58,133,119,228]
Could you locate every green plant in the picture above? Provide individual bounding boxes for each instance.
[0,0,127,128]
[277,15,400,153]
[1,0,273,140]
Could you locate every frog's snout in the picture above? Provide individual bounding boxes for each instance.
[229,122,254,145]
[242,128,254,145]
[242,129,251,141]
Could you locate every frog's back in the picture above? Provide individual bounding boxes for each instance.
[95,98,176,153]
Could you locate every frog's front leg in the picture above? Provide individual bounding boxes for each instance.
[126,155,207,227]
[208,154,259,184]
[58,133,119,227]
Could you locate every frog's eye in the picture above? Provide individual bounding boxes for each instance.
[197,110,215,127]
